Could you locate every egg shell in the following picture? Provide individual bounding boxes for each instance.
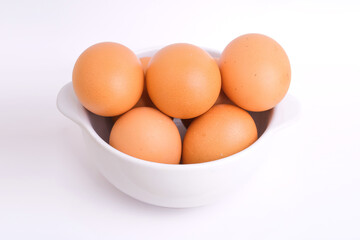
[109,107,182,164]
[182,104,257,164]
[73,42,144,117]
[146,43,221,119]
[112,56,155,123]
[220,33,291,112]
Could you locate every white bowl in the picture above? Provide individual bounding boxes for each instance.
[57,47,300,208]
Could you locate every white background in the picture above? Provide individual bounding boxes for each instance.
[1,0,360,239]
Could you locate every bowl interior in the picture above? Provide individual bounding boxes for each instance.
[87,108,274,145]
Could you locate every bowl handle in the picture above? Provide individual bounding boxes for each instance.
[56,82,91,129]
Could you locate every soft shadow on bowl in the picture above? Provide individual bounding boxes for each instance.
[248,109,274,138]
[87,111,113,143]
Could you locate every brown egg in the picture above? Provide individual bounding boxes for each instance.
[220,33,291,112]
[110,107,182,164]
[73,42,143,117]
[112,56,155,123]
[182,104,257,164]
[146,43,221,119]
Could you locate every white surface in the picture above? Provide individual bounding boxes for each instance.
[1,0,360,239]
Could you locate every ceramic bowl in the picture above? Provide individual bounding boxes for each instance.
[57,47,300,208]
